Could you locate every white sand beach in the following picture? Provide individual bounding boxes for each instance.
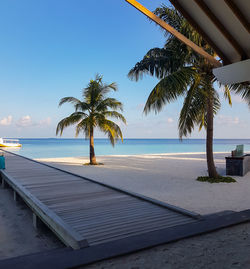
[37,152,250,215]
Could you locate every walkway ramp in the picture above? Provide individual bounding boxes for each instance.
[0,151,200,249]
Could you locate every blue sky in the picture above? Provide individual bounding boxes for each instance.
[0,0,249,139]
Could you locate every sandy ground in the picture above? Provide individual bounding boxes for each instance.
[79,222,250,269]
[37,152,250,215]
[0,188,63,260]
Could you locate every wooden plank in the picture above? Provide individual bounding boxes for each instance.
[60,205,173,220]
[224,0,250,34]
[1,150,201,250]
[74,214,194,234]
[0,170,88,249]
[86,219,197,245]
[73,219,195,242]
[2,150,201,219]
[193,0,247,60]
[69,212,183,230]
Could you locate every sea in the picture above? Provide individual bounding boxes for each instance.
[3,138,250,159]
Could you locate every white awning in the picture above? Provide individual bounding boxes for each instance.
[170,0,250,84]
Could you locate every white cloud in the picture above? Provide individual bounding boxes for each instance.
[39,117,51,126]
[216,115,240,126]
[16,116,52,128]
[167,117,174,123]
[0,115,12,126]
[16,115,33,127]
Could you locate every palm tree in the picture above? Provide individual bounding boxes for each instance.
[56,74,126,165]
[128,6,250,179]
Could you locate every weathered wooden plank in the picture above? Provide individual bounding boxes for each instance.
[48,195,136,209]
[3,150,200,218]
[74,214,194,233]
[65,209,180,225]
[85,219,197,245]
[59,204,170,219]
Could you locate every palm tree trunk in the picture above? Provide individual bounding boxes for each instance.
[206,92,219,178]
[89,127,97,165]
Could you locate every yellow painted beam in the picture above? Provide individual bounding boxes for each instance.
[125,0,222,68]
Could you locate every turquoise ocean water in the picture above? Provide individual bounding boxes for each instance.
[3,138,250,159]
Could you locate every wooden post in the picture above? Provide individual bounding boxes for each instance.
[1,179,6,189]
[33,213,43,229]
[13,190,19,202]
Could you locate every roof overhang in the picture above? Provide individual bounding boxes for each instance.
[213,59,250,85]
[169,0,250,84]
[126,0,250,85]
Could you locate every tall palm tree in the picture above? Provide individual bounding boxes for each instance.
[128,6,250,179]
[56,74,126,165]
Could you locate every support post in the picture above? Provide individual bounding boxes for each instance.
[13,190,19,202]
[1,178,6,189]
[33,213,45,229]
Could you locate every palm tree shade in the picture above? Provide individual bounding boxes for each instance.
[56,74,126,165]
[128,6,250,178]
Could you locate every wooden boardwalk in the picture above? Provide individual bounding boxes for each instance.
[0,151,200,249]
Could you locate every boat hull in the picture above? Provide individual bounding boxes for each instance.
[0,143,22,147]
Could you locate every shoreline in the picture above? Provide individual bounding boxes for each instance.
[36,150,250,158]
[35,151,232,161]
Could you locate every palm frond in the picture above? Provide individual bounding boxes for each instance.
[59,97,82,107]
[178,84,221,138]
[75,117,91,138]
[100,82,118,95]
[178,81,205,138]
[222,85,232,106]
[213,90,221,115]
[75,102,90,112]
[128,47,190,81]
[102,111,127,124]
[228,82,250,107]
[144,67,197,114]
[56,112,86,136]
[95,98,123,112]
[128,48,173,81]
[98,119,123,146]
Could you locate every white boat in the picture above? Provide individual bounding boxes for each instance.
[0,138,21,147]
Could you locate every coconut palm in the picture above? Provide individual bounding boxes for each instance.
[128,6,250,179]
[56,74,126,165]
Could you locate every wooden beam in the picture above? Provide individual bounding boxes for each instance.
[224,0,250,34]
[13,190,19,202]
[125,0,222,67]
[169,0,231,65]
[193,0,247,60]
